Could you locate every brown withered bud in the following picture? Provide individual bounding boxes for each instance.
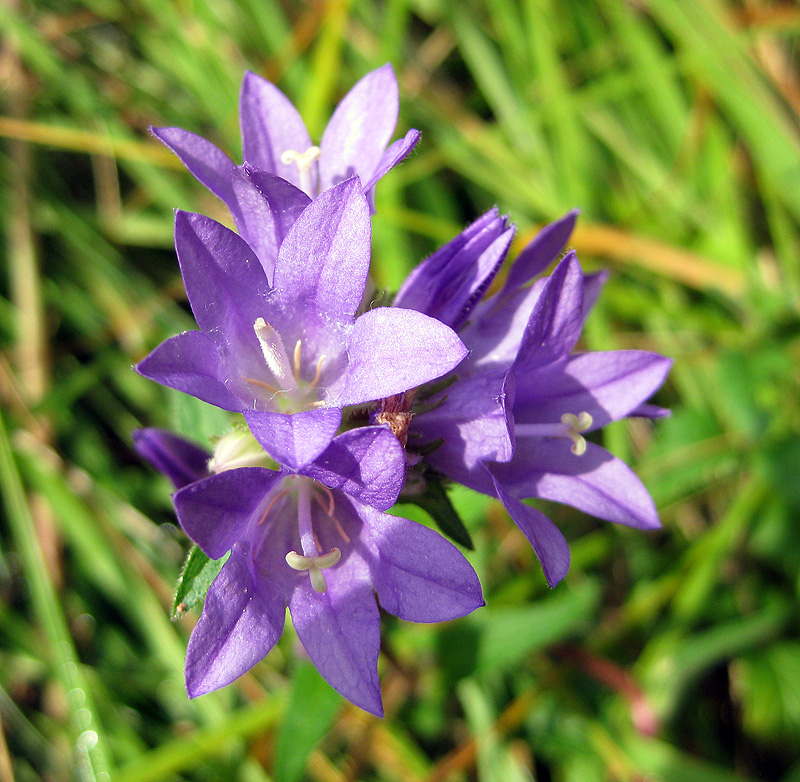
[374,391,415,446]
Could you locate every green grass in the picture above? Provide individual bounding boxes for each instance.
[2,1,800,780]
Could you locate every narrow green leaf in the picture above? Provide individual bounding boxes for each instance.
[274,662,342,782]
[172,545,228,619]
[402,472,474,549]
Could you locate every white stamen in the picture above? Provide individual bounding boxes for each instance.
[285,547,341,593]
[515,411,594,455]
[253,318,295,388]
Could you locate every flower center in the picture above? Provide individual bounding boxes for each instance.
[281,146,321,195]
[514,411,594,455]
[244,318,328,413]
[282,477,347,593]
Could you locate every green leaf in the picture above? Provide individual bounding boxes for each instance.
[172,545,228,620]
[401,472,474,549]
[273,661,342,782]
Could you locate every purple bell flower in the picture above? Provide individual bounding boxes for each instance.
[152,64,419,277]
[394,211,671,586]
[136,178,468,469]
[134,426,484,716]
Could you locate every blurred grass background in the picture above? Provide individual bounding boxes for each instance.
[1,0,800,780]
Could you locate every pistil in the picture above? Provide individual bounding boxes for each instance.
[515,411,594,455]
[281,146,321,195]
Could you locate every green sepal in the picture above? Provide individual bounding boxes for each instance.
[401,471,474,550]
[172,545,228,619]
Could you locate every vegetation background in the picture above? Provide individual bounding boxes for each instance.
[1,0,799,780]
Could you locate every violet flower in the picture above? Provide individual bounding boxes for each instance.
[152,64,419,276]
[136,178,468,470]
[392,211,671,586]
[134,426,483,716]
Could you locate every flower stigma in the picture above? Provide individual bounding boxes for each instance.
[280,477,347,593]
[281,146,321,194]
[514,411,594,455]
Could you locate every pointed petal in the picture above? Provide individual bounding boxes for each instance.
[514,252,584,373]
[151,127,237,210]
[496,440,661,530]
[239,71,313,190]
[629,402,671,419]
[319,64,398,190]
[133,428,210,489]
[393,209,513,329]
[358,503,484,621]
[582,270,609,316]
[289,550,383,716]
[272,178,370,325]
[136,331,241,412]
[514,351,673,429]
[489,471,570,587]
[301,426,405,510]
[173,467,281,558]
[244,408,342,470]
[174,211,271,346]
[461,278,547,367]
[362,128,421,193]
[186,543,286,697]
[336,308,468,406]
[502,209,578,293]
[231,166,311,281]
[415,368,514,493]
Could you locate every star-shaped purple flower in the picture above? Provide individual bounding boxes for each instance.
[136,178,468,469]
[152,64,419,277]
[394,211,671,586]
[134,425,483,716]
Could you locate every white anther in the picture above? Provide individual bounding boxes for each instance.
[285,547,341,593]
[253,318,295,388]
[281,146,321,172]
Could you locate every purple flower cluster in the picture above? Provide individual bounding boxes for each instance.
[135,65,670,715]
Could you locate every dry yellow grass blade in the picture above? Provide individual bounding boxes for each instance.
[0,116,182,168]
[517,222,747,298]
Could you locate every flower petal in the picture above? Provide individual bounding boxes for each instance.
[174,211,271,344]
[136,331,241,412]
[185,543,287,697]
[133,428,210,489]
[245,408,342,470]
[231,166,311,281]
[173,467,282,558]
[319,64,399,191]
[514,351,673,429]
[335,308,468,406]
[495,440,661,530]
[502,209,578,293]
[301,426,405,510]
[393,208,513,329]
[488,471,570,587]
[272,178,370,326]
[362,128,421,194]
[514,252,584,373]
[289,549,383,716]
[151,127,237,210]
[415,368,515,493]
[358,503,484,621]
[239,71,313,191]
